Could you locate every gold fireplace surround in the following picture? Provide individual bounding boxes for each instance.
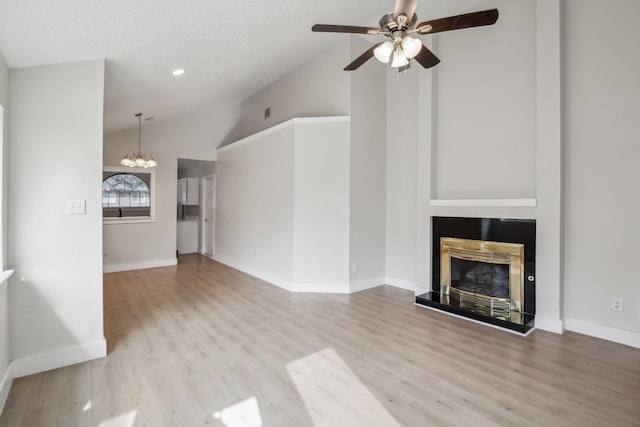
[440,237,525,315]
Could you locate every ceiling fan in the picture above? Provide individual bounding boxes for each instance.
[312,0,498,71]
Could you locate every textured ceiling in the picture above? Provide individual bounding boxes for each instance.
[0,0,480,134]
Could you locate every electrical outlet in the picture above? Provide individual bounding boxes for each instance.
[352,263,358,273]
[612,298,623,312]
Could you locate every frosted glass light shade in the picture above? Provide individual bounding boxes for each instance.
[402,36,422,58]
[390,50,409,68]
[374,41,394,63]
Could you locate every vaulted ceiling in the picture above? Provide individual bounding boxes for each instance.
[0,0,481,134]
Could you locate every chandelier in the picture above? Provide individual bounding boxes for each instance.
[120,113,157,168]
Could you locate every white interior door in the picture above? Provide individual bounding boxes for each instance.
[203,174,216,256]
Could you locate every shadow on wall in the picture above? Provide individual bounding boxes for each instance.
[217,119,242,149]
[8,275,80,373]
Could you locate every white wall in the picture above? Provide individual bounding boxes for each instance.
[215,123,296,286]
[292,120,350,290]
[103,103,239,271]
[349,36,387,290]
[385,65,419,289]
[0,49,10,412]
[216,118,351,292]
[0,52,7,270]
[434,0,537,199]
[564,0,640,335]
[236,40,351,140]
[221,36,388,292]
[9,60,106,375]
[0,274,8,412]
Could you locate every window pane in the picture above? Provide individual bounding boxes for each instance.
[103,170,153,220]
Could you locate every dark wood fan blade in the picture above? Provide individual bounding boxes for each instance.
[344,43,381,71]
[394,0,418,21]
[412,45,440,69]
[312,24,378,34]
[416,9,499,34]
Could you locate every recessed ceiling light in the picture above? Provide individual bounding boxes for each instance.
[172,69,185,76]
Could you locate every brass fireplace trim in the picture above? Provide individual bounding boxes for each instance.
[440,237,525,312]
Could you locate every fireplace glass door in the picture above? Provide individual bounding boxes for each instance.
[440,237,524,318]
[450,259,510,298]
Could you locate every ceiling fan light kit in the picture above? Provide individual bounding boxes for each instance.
[402,37,422,58]
[391,49,409,68]
[374,41,394,63]
[312,0,498,71]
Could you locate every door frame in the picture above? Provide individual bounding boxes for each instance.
[200,173,216,256]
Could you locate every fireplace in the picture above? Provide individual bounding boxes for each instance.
[416,217,536,333]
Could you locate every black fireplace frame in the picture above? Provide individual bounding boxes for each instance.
[416,216,536,333]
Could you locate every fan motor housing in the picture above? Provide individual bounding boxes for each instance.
[379,11,417,31]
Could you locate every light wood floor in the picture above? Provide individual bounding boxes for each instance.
[1,254,639,426]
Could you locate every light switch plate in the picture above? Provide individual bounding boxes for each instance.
[66,199,86,214]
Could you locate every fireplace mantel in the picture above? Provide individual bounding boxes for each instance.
[429,199,537,208]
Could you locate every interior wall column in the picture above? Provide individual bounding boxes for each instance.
[415,36,438,295]
[534,0,565,332]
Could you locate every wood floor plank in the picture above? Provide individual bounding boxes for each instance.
[1,254,639,426]
[0,376,32,427]
[56,362,92,427]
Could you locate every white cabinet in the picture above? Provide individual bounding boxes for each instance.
[177,220,199,254]
[177,177,200,205]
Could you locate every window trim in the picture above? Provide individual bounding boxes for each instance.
[103,166,156,225]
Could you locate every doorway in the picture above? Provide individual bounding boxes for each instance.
[177,159,215,257]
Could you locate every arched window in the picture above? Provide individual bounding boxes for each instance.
[102,172,152,219]
[103,173,150,207]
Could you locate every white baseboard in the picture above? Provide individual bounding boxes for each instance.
[12,338,107,378]
[291,283,350,293]
[103,258,177,273]
[0,361,13,417]
[212,256,386,294]
[212,255,293,292]
[384,277,417,292]
[565,318,640,349]
[533,316,565,334]
[350,277,385,293]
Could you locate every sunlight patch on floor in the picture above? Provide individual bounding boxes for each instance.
[98,409,138,427]
[212,396,263,427]
[286,348,400,427]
